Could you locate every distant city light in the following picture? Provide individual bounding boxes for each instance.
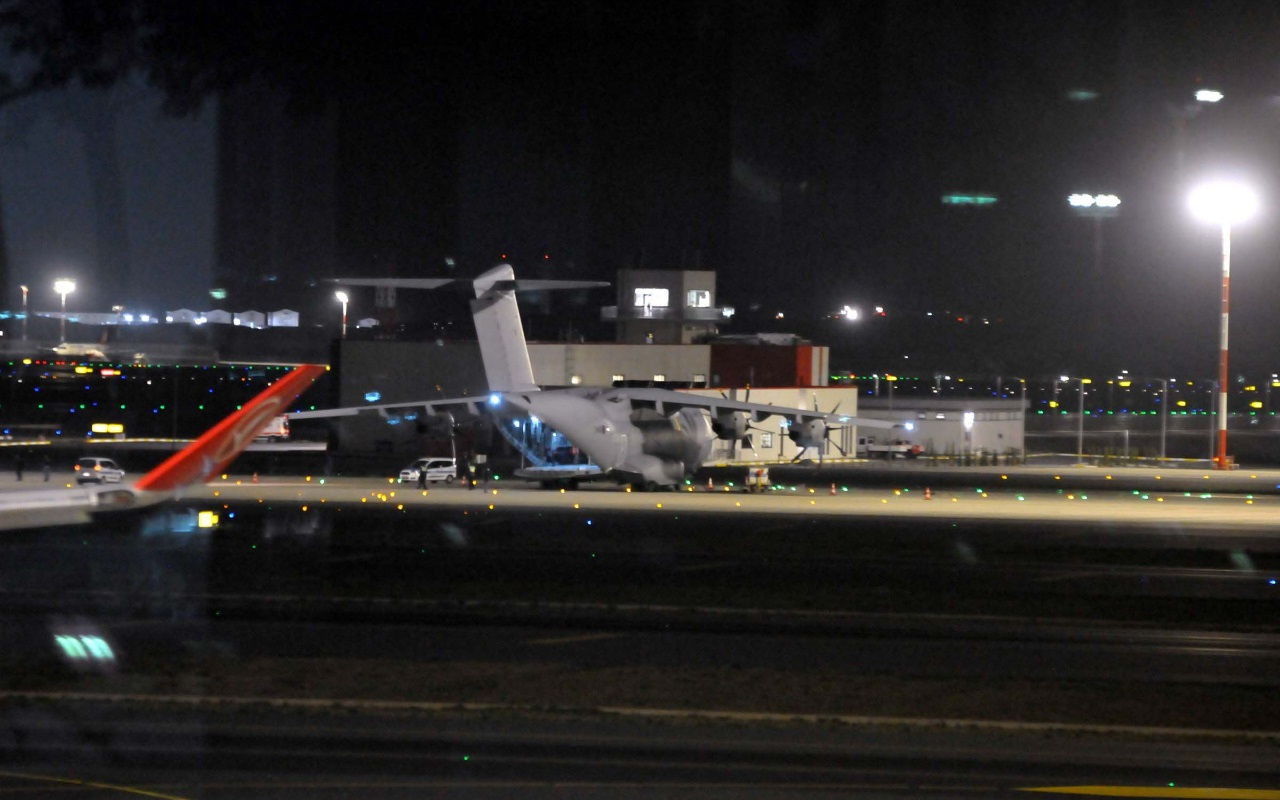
[941,193,998,206]
[1195,89,1224,103]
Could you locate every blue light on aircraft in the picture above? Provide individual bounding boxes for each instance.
[489,393,502,407]
[364,391,381,403]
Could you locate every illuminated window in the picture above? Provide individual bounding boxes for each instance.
[653,374,666,382]
[761,432,774,448]
[611,374,625,383]
[687,290,711,308]
[570,375,582,385]
[634,288,669,310]
[693,373,706,385]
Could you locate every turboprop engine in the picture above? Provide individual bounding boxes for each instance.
[788,414,848,460]
[710,410,751,441]
[787,417,828,450]
[637,407,715,475]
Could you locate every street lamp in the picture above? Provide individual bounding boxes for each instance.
[1067,195,1121,275]
[334,290,349,339]
[1189,181,1258,469]
[1153,378,1170,462]
[1076,377,1091,464]
[53,278,76,343]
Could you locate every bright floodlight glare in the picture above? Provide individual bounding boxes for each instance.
[334,290,349,303]
[1068,193,1121,208]
[1189,182,1259,225]
[54,278,76,296]
[1195,89,1224,103]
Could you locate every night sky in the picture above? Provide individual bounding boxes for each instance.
[3,0,1280,378]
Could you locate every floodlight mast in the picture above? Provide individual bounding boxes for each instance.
[1189,181,1258,469]
[335,290,350,339]
[53,278,76,343]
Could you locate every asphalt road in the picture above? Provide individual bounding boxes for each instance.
[3,704,1279,798]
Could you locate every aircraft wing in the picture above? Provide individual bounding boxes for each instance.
[329,277,609,292]
[0,364,326,532]
[617,387,900,429]
[287,395,491,422]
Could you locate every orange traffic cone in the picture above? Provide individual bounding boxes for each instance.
[830,482,836,495]
[707,477,714,492]
[925,487,932,500]
[252,472,258,484]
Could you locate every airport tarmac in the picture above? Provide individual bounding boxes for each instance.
[173,470,1280,535]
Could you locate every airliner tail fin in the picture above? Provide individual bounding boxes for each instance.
[133,365,326,493]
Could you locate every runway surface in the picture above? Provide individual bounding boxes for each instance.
[3,466,1280,794]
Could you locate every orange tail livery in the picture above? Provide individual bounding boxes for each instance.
[133,365,326,493]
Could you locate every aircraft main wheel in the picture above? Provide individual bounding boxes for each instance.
[446,475,454,483]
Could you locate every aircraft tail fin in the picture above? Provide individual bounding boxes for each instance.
[133,365,326,493]
[470,264,541,393]
[329,265,607,394]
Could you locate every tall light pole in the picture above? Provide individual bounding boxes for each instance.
[1076,377,1091,464]
[1189,181,1258,469]
[19,285,27,341]
[1154,378,1169,462]
[335,290,349,339]
[1067,194,1121,276]
[53,278,76,343]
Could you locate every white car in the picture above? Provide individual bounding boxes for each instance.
[399,458,457,484]
[74,456,126,485]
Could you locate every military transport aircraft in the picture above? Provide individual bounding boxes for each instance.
[290,265,894,489]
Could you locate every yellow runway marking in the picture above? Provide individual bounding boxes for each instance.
[525,632,624,646]
[1021,787,1280,799]
[0,770,192,800]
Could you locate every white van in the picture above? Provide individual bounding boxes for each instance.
[399,457,457,484]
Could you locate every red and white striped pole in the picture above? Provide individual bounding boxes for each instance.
[1190,181,1257,471]
[1216,222,1231,469]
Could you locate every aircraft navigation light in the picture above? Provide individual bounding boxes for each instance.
[488,393,502,407]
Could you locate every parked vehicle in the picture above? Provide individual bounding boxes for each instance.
[74,456,126,485]
[255,415,290,442]
[398,457,457,484]
[857,437,922,459]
